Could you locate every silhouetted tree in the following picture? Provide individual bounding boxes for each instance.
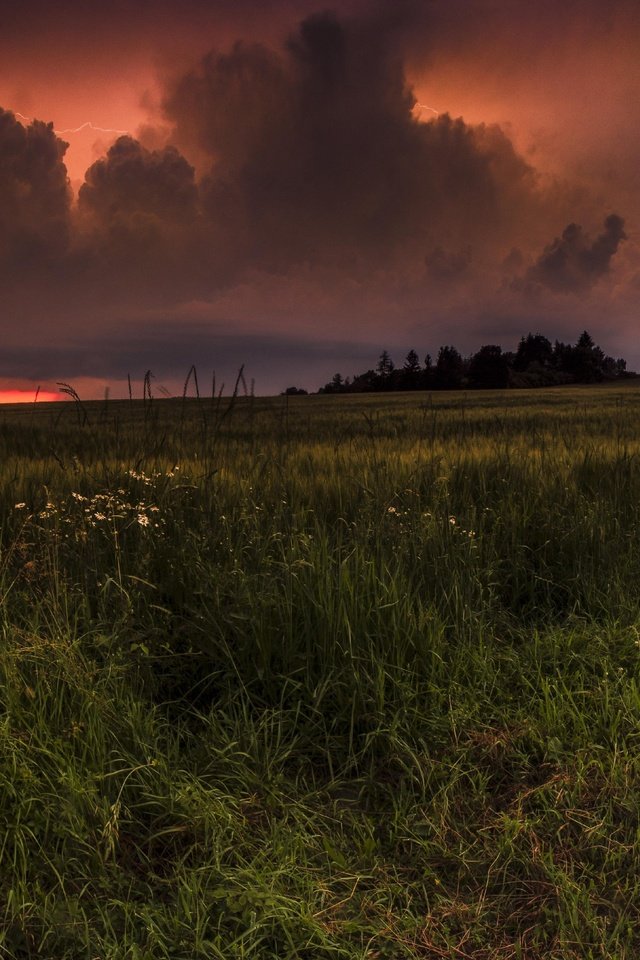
[559,331,605,382]
[468,344,509,388]
[404,349,420,374]
[577,330,595,350]
[376,350,394,378]
[601,355,619,379]
[514,333,553,371]
[554,339,572,371]
[315,331,634,394]
[434,345,465,389]
[320,372,348,393]
[402,349,422,389]
[374,350,396,390]
[349,369,378,392]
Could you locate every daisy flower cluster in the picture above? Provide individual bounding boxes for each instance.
[13,468,177,542]
[385,502,476,541]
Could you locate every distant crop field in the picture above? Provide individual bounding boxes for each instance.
[3,385,640,958]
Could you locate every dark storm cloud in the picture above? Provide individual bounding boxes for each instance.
[0,326,370,390]
[165,11,422,268]
[0,109,70,273]
[1,1,638,392]
[525,214,626,293]
[0,5,615,297]
[79,136,198,222]
[163,11,540,272]
[76,136,208,294]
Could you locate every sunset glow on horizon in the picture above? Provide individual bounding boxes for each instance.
[0,0,638,396]
[0,391,66,404]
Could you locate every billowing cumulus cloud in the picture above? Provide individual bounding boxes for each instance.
[163,12,541,274]
[76,136,206,294]
[24,6,551,306]
[79,136,198,224]
[0,109,70,275]
[525,214,627,293]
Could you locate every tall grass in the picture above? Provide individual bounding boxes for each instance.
[3,385,640,957]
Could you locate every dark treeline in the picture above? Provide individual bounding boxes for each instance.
[304,331,634,395]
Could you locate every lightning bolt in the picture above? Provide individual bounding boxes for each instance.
[55,121,129,135]
[13,111,128,136]
[414,102,440,118]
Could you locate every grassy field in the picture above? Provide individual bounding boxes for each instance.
[3,384,640,958]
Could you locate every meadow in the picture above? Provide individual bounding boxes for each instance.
[3,384,640,959]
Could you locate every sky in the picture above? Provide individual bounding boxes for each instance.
[0,0,639,398]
